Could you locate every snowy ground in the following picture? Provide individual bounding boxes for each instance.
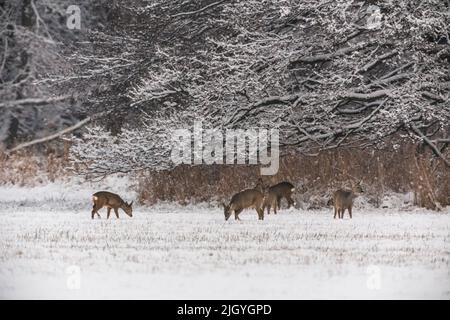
[0,180,449,299]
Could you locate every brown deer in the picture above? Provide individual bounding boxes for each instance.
[262,191,279,215]
[268,181,296,211]
[91,191,133,219]
[333,181,363,219]
[222,187,265,221]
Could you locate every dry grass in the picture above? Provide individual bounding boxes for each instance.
[0,149,69,186]
[1,142,448,210]
[137,144,450,209]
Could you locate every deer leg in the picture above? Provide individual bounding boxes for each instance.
[286,195,293,209]
[277,196,282,210]
[92,205,101,219]
[256,207,263,220]
[348,206,352,219]
[273,201,277,214]
[340,208,345,219]
[334,206,337,219]
[234,209,243,221]
[114,208,119,219]
[107,208,111,219]
[263,203,269,215]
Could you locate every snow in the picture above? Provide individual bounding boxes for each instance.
[0,181,449,299]
[0,175,135,211]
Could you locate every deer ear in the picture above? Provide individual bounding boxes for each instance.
[222,202,227,209]
[130,201,133,206]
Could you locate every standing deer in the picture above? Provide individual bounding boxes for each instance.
[222,187,265,221]
[262,191,279,215]
[91,191,133,219]
[267,181,296,211]
[333,181,363,219]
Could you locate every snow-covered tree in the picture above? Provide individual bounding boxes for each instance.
[5,0,445,174]
[0,0,108,151]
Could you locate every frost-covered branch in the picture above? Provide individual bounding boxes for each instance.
[66,0,450,174]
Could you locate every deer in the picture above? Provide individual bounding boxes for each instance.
[333,181,363,219]
[262,191,279,215]
[222,181,266,221]
[91,191,133,219]
[266,181,296,211]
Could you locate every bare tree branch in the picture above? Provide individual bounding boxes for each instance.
[7,117,91,153]
[0,95,71,109]
[411,125,450,168]
[342,90,391,100]
[359,50,397,73]
[171,0,226,18]
[294,43,369,63]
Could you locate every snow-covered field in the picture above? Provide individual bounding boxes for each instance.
[0,179,449,299]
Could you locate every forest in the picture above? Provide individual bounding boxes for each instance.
[1,0,449,209]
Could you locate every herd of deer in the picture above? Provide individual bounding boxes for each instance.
[91,179,364,221]
[221,179,363,221]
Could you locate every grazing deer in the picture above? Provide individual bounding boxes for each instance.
[91,191,133,219]
[333,181,363,219]
[268,181,296,210]
[222,188,265,221]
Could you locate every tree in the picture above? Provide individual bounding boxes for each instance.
[0,0,105,150]
[68,0,449,176]
[2,1,448,174]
